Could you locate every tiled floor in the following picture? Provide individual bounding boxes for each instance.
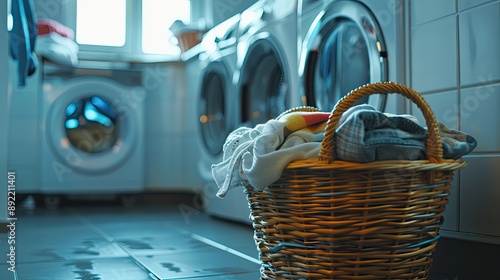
[0,194,260,280]
[1,193,499,280]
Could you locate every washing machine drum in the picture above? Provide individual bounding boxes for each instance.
[64,95,119,154]
[46,77,141,173]
[303,1,387,112]
[199,62,231,156]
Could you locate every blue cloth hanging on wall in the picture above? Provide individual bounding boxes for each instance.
[10,0,38,86]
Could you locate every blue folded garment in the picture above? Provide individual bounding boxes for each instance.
[10,0,38,86]
[439,122,478,160]
[334,105,477,162]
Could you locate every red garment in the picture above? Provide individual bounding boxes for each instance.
[37,18,74,39]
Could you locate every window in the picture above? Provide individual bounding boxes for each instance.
[76,0,127,47]
[72,0,191,57]
[142,0,190,55]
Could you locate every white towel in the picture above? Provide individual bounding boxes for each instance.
[212,116,326,198]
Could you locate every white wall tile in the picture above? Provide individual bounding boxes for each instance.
[460,84,500,152]
[411,16,458,93]
[459,2,500,86]
[409,0,500,243]
[410,90,460,130]
[460,155,500,237]
[442,178,460,232]
[458,0,498,11]
[410,0,456,26]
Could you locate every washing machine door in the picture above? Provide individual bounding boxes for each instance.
[300,0,387,112]
[46,77,143,173]
[199,61,232,156]
[237,34,288,127]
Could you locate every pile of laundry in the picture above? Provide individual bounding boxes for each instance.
[36,18,79,66]
[212,104,477,198]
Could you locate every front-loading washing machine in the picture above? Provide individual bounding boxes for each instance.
[298,0,326,44]
[298,0,406,114]
[207,0,303,224]
[39,63,146,207]
[193,15,252,224]
[235,0,302,129]
[198,14,240,180]
[269,0,302,107]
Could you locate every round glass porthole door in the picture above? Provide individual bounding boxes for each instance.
[46,77,139,173]
[64,95,118,153]
[303,1,387,112]
[200,64,229,156]
[240,38,288,126]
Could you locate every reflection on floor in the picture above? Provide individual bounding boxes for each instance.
[0,193,499,279]
[0,194,260,280]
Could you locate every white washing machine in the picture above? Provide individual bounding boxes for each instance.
[269,0,302,107]
[195,15,252,224]
[298,0,325,44]
[298,0,406,113]
[198,14,240,182]
[181,45,206,194]
[206,0,303,224]
[234,0,302,129]
[39,63,145,206]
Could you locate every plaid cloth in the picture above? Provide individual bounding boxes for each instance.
[335,105,477,162]
[439,122,478,160]
[335,107,428,162]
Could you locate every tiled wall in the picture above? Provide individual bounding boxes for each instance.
[408,0,500,242]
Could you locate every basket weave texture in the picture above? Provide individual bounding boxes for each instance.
[244,82,467,279]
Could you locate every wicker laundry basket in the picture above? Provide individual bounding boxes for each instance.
[244,82,467,279]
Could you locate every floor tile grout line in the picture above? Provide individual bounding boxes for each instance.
[70,210,117,242]
[69,211,260,277]
[70,211,161,280]
[190,233,260,265]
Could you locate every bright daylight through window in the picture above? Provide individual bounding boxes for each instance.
[76,0,126,47]
[75,0,191,55]
[142,0,191,54]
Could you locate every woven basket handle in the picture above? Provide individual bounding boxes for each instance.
[318,82,443,163]
[276,106,320,120]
